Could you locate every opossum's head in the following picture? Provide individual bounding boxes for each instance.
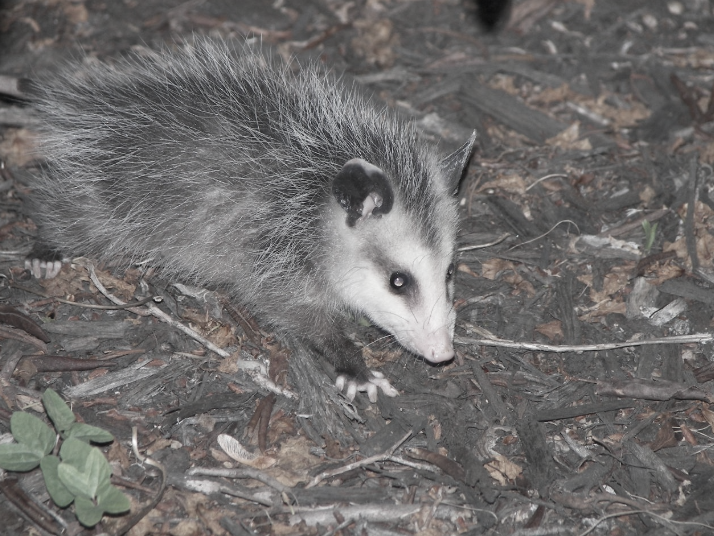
[329,132,476,364]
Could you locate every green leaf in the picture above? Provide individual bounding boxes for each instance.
[641,220,658,254]
[42,389,75,434]
[10,412,55,455]
[84,447,112,496]
[0,443,43,471]
[97,480,131,515]
[41,455,75,507]
[58,463,94,501]
[58,438,93,499]
[58,438,112,500]
[74,496,104,528]
[58,436,92,468]
[66,423,114,444]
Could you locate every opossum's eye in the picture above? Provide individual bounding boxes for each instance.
[389,272,410,293]
[446,263,455,281]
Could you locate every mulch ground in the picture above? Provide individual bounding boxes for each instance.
[1,0,714,535]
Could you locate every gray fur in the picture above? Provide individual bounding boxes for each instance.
[28,38,474,396]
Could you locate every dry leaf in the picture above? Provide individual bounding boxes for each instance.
[701,406,714,431]
[535,320,563,341]
[664,202,714,269]
[352,18,398,68]
[502,271,536,297]
[478,173,528,195]
[484,452,522,485]
[270,436,322,487]
[579,298,627,321]
[644,260,685,286]
[577,273,593,287]
[38,264,85,298]
[63,2,88,24]
[207,324,237,348]
[481,258,516,280]
[531,86,649,128]
[488,74,520,95]
[665,47,714,69]
[546,121,592,151]
[218,351,242,374]
[87,265,137,301]
[588,266,630,304]
[680,423,698,446]
[531,83,571,105]
[457,262,479,278]
[699,140,714,165]
[217,434,277,469]
[146,438,175,456]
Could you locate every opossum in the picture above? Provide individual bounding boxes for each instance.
[25,38,476,402]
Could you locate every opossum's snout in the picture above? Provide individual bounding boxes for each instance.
[385,267,456,364]
[373,273,456,365]
[385,289,456,364]
[417,330,455,363]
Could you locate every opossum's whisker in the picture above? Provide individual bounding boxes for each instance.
[362,334,396,350]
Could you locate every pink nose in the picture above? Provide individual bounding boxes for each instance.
[427,345,454,363]
[409,326,455,363]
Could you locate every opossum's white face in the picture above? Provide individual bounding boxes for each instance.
[329,159,459,364]
[336,221,457,363]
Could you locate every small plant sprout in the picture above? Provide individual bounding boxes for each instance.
[642,219,658,255]
[0,389,130,527]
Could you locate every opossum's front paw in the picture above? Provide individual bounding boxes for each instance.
[335,370,399,403]
[25,258,63,279]
[25,244,65,279]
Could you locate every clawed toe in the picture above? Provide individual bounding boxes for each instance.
[25,258,63,279]
[335,370,398,402]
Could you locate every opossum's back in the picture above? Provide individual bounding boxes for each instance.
[32,39,406,185]
[29,41,380,278]
[34,42,336,196]
[30,40,444,307]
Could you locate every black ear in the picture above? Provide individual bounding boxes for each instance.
[440,130,477,195]
[332,158,394,227]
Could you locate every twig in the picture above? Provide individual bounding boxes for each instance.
[685,156,701,272]
[633,250,677,278]
[288,22,350,51]
[306,431,412,488]
[404,447,465,480]
[0,478,66,534]
[8,281,161,309]
[88,264,296,399]
[509,220,580,249]
[525,173,569,191]
[114,426,168,535]
[577,509,714,536]
[386,455,442,473]
[0,325,47,353]
[0,340,25,383]
[216,484,274,506]
[187,467,291,494]
[88,264,229,357]
[602,207,669,238]
[458,232,511,252]
[321,516,355,536]
[456,333,713,353]
[290,504,423,527]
